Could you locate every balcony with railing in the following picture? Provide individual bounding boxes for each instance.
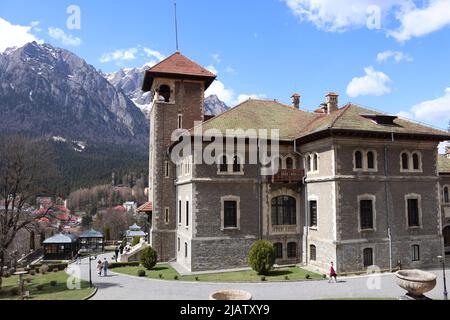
[272,169,305,184]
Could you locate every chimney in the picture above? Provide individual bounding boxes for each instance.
[291,93,301,109]
[326,92,339,114]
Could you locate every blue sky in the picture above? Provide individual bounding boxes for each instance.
[1,0,450,133]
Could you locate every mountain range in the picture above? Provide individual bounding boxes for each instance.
[0,42,229,194]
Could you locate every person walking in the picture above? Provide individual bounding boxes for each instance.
[329,261,337,283]
[103,258,109,277]
[97,260,103,277]
[114,247,120,262]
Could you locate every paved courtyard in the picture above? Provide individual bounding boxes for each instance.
[67,253,450,300]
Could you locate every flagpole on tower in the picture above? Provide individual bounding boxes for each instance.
[174,1,179,52]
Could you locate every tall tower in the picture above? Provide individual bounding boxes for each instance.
[142,52,216,261]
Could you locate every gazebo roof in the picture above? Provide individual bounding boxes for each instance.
[43,233,78,244]
[79,229,104,238]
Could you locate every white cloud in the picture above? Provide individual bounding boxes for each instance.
[0,18,42,52]
[410,88,450,122]
[389,0,450,42]
[346,66,392,98]
[212,53,221,63]
[48,27,81,46]
[284,0,405,32]
[205,80,235,105]
[101,47,165,65]
[100,48,137,63]
[376,50,413,63]
[396,111,414,119]
[143,48,165,61]
[225,66,237,74]
[285,0,450,41]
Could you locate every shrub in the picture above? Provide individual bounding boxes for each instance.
[284,276,289,281]
[8,267,15,275]
[248,240,275,275]
[158,274,163,279]
[261,276,266,282]
[140,246,158,270]
[25,278,32,284]
[50,280,57,287]
[3,272,10,278]
[36,284,44,291]
[174,275,179,280]
[131,236,141,247]
[305,274,311,280]
[53,268,59,273]
[323,274,327,279]
[30,270,36,276]
[40,265,49,274]
[138,270,146,277]
[195,276,199,281]
[35,268,40,274]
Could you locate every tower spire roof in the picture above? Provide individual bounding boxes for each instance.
[142,52,216,92]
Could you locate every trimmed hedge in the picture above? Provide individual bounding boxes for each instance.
[140,246,158,270]
[108,262,140,269]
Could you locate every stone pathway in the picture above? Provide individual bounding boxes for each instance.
[67,253,450,300]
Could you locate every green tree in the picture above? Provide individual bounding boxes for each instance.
[131,236,141,246]
[248,240,275,275]
[140,246,158,270]
[81,215,93,229]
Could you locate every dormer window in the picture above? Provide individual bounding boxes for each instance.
[158,85,171,102]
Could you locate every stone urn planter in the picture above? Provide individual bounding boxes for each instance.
[395,270,437,299]
[209,289,252,301]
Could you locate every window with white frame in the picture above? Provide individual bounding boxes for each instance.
[353,150,378,172]
[305,153,319,173]
[400,151,422,173]
[358,194,376,232]
[220,196,240,230]
[412,245,420,261]
[177,114,183,129]
[165,161,170,178]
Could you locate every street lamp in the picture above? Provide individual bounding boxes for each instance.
[437,256,448,300]
[88,253,97,288]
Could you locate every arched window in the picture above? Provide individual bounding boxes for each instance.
[287,242,297,258]
[367,151,375,169]
[233,155,241,173]
[271,196,296,226]
[313,154,318,171]
[310,245,316,261]
[306,155,311,172]
[355,151,363,169]
[274,243,283,259]
[363,248,373,267]
[219,155,228,173]
[286,157,294,169]
[444,187,449,204]
[401,152,409,170]
[412,153,420,170]
[158,85,171,102]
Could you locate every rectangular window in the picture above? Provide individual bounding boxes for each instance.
[184,242,188,258]
[178,200,182,224]
[164,207,169,224]
[309,200,317,227]
[165,161,170,178]
[178,114,183,129]
[224,201,237,228]
[287,242,297,258]
[360,200,374,230]
[177,238,180,252]
[407,199,420,227]
[185,201,189,227]
[412,245,420,261]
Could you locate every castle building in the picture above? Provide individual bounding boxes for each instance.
[142,52,450,273]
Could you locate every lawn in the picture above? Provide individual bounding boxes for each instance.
[0,271,95,300]
[113,264,324,282]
